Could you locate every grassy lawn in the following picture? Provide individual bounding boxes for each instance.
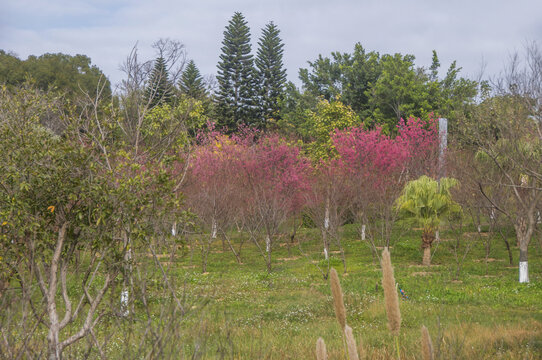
[102,224,542,359]
[5,224,541,359]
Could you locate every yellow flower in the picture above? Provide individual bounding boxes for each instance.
[47,206,55,213]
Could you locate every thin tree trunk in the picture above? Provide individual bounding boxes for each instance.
[519,245,529,283]
[46,222,68,360]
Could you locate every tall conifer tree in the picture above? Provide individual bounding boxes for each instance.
[216,12,255,131]
[255,22,287,129]
[145,56,174,108]
[179,60,206,99]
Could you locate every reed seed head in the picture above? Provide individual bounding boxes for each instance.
[316,337,327,360]
[421,325,434,360]
[345,325,359,360]
[381,248,401,336]
[330,267,347,330]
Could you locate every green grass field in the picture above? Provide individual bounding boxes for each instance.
[104,224,542,359]
[4,224,541,359]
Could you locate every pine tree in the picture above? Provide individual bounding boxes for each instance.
[145,56,174,108]
[216,12,255,131]
[255,22,287,129]
[179,60,206,99]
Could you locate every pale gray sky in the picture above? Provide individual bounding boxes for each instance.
[1,0,541,88]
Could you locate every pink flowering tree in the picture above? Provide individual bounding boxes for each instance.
[237,135,310,272]
[303,158,355,276]
[185,126,256,272]
[332,117,438,256]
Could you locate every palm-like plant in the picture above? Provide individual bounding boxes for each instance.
[396,175,461,266]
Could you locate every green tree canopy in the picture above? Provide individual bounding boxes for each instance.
[255,21,287,130]
[145,56,174,108]
[0,51,111,101]
[179,59,206,99]
[216,12,256,131]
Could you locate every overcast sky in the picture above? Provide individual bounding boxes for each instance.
[1,0,541,89]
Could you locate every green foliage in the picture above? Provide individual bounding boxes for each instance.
[179,60,206,99]
[216,12,256,131]
[276,81,318,138]
[298,45,477,135]
[145,56,174,108]
[299,43,381,117]
[366,53,430,131]
[305,97,360,160]
[255,21,287,130]
[396,176,462,232]
[0,51,111,101]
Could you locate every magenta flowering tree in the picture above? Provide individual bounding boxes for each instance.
[237,134,310,272]
[186,126,255,271]
[332,116,438,254]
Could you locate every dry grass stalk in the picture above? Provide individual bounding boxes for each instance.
[316,337,327,360]
[358,336,366,360]
[330,267,346,330]
[421,325,434,360]
[345,325,359,360]
[381,248,401,336]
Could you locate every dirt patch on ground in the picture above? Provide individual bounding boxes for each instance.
[411,272,431,276]
[276,256,301,261]
[464,232,490,237]
[408,264,440,268]
[473,258,503,263]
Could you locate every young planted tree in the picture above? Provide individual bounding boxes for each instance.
[395,176,461,266]
[216,12,255,131]
[255,21,287,129]
[238,135,310,272]
[186,129,249,271]
[304,159,354,276]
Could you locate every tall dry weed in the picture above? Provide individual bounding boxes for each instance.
[421,325,434,360]
[345,325,359,360]
[330,267,346,330]
[381,248,401,336]
[316,337,327,360]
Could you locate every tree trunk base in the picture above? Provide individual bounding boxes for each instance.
[422,247,431,266]
[519,261,529,283]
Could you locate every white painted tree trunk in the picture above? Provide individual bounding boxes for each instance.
[323,247,329,260]
[361,225,366,241]
[120,289,129,316]
[211,219,217,239]
[121,244,132,316]
[266,235,271,254]
[171,221,177,236]
[324,201,330,231]
[435,230,439,242]
[519,262,529,283]
[477,225,482,233]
